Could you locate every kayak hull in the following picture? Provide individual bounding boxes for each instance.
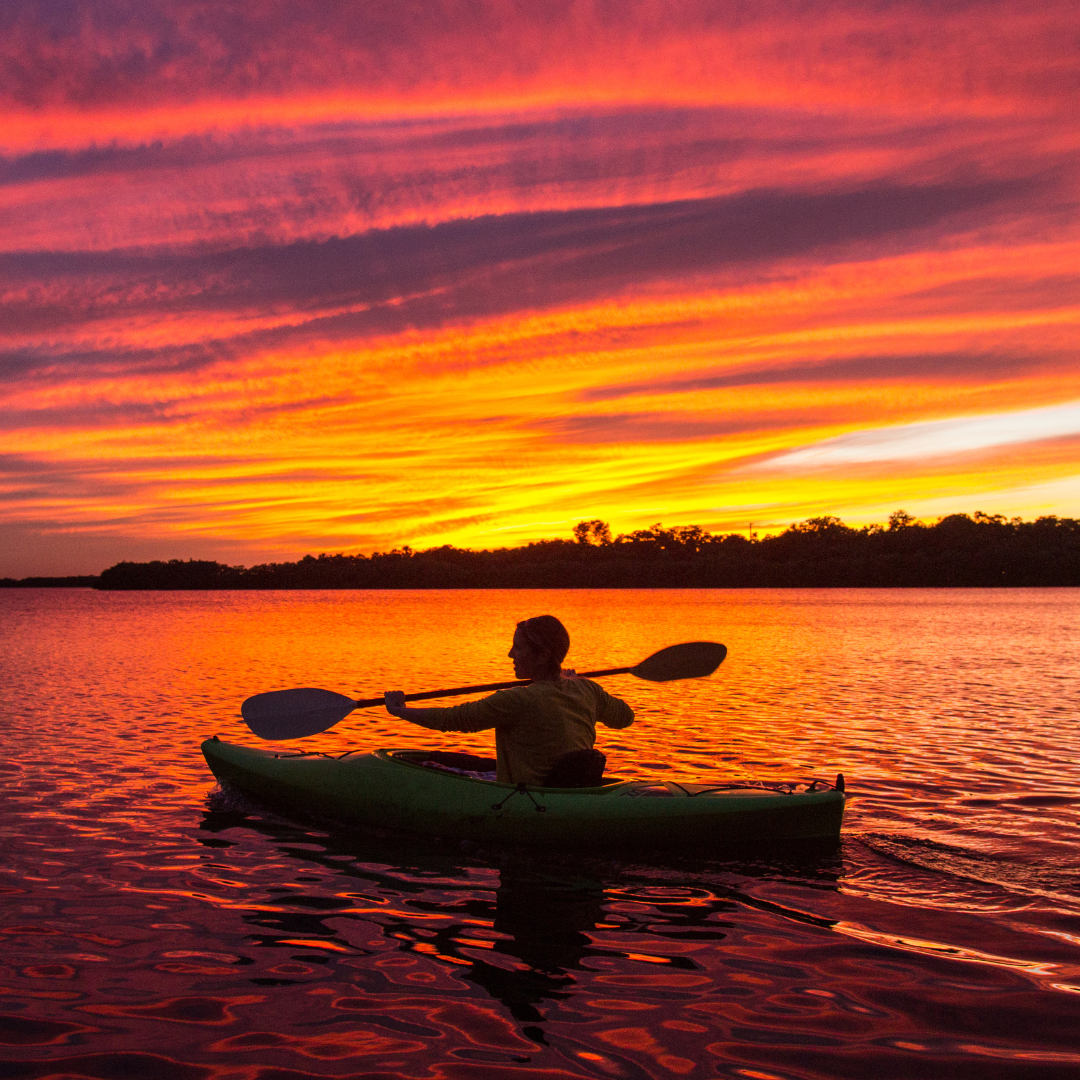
[202,738,845,850]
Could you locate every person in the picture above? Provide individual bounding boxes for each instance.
[384,615,634,786]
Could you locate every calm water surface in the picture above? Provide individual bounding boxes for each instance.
[3,588,1079,1078]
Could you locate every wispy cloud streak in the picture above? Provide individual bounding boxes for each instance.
[758,401,1080,467]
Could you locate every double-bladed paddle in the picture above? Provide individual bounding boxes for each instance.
[241,640,727,740]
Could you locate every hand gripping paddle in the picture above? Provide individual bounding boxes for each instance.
[240,640,726,740]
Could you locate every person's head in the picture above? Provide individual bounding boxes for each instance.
[509,615,570,681]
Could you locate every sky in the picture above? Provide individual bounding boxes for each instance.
[2,0,1079,576]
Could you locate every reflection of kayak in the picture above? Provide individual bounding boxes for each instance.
[201,738,846,849]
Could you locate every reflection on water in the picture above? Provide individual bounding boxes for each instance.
[3,587,1080,1077]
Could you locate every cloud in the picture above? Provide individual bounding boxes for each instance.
[5,102,1068,259]
[759,399,1080,467]
[529,403,862,444]
[1,172,1049,382]
[3,0,1075,122]
[0,391,356,431]
[581,349,1069,402]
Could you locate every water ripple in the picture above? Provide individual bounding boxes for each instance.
[3,588,1080,1078]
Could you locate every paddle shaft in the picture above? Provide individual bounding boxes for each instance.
[348,665,633,711]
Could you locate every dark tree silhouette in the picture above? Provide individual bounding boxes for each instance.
[7,512,1078,589]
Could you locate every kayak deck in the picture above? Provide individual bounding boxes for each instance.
[202,738,846,850]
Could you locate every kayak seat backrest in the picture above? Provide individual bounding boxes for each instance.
[543,748,606,788]
[419,750,498,772]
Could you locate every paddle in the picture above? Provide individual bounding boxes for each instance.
[241,640,727,741]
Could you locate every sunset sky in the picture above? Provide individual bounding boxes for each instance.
[2,1,1078,576]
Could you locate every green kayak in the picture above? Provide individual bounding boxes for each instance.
[202,738,846,850]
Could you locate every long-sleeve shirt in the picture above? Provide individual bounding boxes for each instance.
[408,678,634,786]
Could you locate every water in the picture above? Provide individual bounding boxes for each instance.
[3,587,1079,1078]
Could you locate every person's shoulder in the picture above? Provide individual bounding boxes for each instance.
[492,682,539,702]
[564,677,607,697]
[577,677,607,690]
[576,678,629,706]
[514,678,587,699]
[469,682,534,720]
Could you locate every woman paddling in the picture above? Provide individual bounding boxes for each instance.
[384,615,634,787]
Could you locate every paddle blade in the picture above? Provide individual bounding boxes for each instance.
[630,641,727,682]
[241,688,357,740]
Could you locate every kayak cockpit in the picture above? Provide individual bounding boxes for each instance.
[384,748,625,789]
[389,749,498,781]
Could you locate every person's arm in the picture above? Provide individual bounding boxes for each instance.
[384,691,445,729]
[592,683,634,729]
[383,689,513,732]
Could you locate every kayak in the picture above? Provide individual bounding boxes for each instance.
[201,738,846,850]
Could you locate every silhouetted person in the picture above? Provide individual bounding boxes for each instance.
[384,615,633,785]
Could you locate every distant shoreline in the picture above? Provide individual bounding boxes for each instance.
[4,513,1078,589]
[1,576,100,588]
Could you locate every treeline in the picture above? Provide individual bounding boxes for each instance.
[67,511,1080,589]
